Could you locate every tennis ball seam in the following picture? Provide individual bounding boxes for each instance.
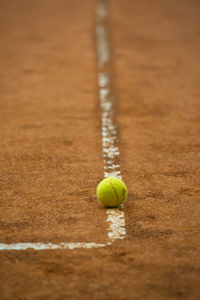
[109,177,119,205]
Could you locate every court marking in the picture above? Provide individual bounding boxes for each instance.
[0,0,126,251]
[96,0,126,243]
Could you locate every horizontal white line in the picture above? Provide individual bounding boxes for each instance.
[0,242,106,251]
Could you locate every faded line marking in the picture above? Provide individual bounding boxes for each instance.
[0,0,126,251]
[0,243,106,251]
[96,0,126,242]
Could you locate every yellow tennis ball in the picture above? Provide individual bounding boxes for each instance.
[97,177,128,207]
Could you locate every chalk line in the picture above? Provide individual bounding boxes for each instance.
[0,0,126,251]
[96,0,126,244]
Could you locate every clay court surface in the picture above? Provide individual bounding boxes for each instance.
[0,0,200,299]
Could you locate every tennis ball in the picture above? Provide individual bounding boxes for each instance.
[97,177,128,207]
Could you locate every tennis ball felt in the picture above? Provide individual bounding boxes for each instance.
[97,177,128,207]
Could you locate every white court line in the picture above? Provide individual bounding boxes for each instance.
[96,0,126,243]
[0,0,126,251]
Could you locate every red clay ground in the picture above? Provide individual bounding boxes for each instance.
[0,0,200,299]
[0,0,105,244]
